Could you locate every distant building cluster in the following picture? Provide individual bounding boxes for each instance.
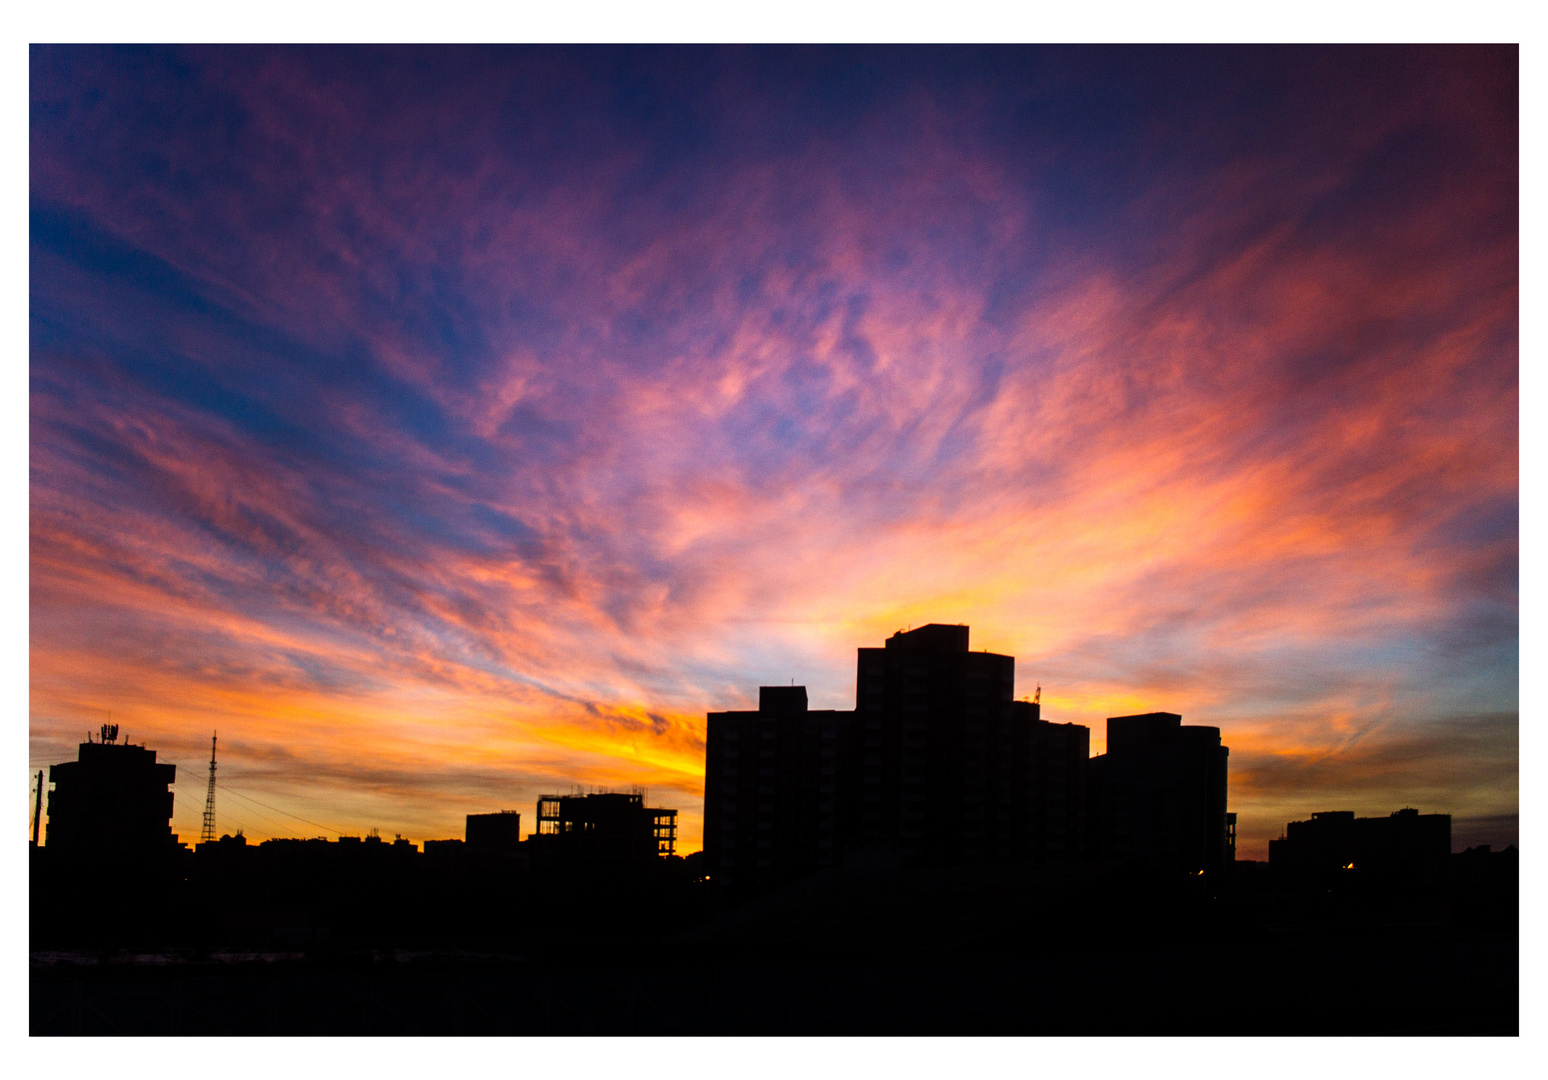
[36,723,678,876]
[1268,807,1452,890]
[442,791,678,869]
[703,624,1235,893]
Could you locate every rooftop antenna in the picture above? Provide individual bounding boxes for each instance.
[31,769,44,846]
[200,731,218,845]
[1034,684,1041,705]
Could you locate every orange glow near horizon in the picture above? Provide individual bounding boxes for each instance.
[29,48,1517,859]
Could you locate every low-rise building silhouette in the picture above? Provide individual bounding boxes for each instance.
[527,791,678,867]
[466,810,523,851]
[1269,807,1451,890]
[1449,842,1517,931]
[1086,712,1230,889]
[44,724,181,857]
[195,830,250,861]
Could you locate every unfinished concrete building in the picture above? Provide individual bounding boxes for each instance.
[529,791,677,866]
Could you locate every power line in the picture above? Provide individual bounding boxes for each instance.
[213,783,343,836]
[201,794,286,836]
[173,796,253,841]
[212,789,312,837]
[169,759,347,836]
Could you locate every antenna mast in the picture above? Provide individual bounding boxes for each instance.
[31,769,44,846]
[200,732,218,844]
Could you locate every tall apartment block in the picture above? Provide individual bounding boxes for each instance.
[703,685,848,890]
[1011,699,1090,866]
[703,624,1092,890]
[1087,712,1230,889]
[852,624,1017,863]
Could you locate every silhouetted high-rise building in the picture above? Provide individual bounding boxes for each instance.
[703,686,850,890]
[528,791,677,866]
[1087,712,1230,887]
[1010,699,1090,866]
[850,624,1081,865]
[45,725,180,857]
[702,624,1092,886]
[1269,807,1451,890]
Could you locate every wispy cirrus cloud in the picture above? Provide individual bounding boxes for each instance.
[30,47,1516,856]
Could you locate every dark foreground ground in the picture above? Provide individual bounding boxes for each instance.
[31,853,1518,1034]
[31,928,1516,1035]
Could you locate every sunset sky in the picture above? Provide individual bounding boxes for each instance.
[28,46,1517,858]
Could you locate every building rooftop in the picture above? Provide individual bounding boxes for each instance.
[884,624,970,652]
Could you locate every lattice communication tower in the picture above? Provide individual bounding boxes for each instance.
[200,732,218,844]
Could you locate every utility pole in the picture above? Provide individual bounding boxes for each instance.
[200,732,218,845]
[31,769,44,846]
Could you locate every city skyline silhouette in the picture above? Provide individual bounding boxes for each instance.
[27,42,1517,1036]
[29,630,1517,1034]
[26,621,1516,861]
